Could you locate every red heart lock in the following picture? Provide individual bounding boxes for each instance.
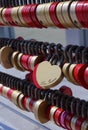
[73,64,88,89]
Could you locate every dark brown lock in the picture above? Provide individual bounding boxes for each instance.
[33,99,49,123]
[0,46,14,68]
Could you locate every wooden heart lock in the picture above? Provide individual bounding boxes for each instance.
[32,48,64,89]
[33,61,63,89]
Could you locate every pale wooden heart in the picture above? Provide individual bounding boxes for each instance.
[34,61,63,89]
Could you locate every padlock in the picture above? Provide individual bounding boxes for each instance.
[22,96,32,111]
[21,4,36,27]
[81,101,88,118]
[33,99,49,123]
[82,47,88,85]
[59,85,73,96]
[61,1,76,28]
[11,6,23,26]
[2,7,17,26]
[11,51,25,71]
[65,96,74,113]
[69,46,85,85]
[0,84,4,95]
[7,88,14,101]
[56,2,67,28]
[44,3,55,27]
[17,53,26,71]
[67,45,79,85]
[81,120,88,130]
[49,106,58,123]
[83,2,88,28]
[17,93,25,110]
[18,6,29,26]
[69,1,82,28]
[49,2,64,28]
[62,63,73,82]
[76,100,86,118]
[75,117,85,130]
[0,46,14,68]
[0,8,6,25]
[54,108,64,126]
[59,111,69,129]
[2,8,11,26]
[30,4,43,28]
[36,3,48,27]
[73,64,88,89]
[76,1,86,28]
[65,112,74,130]
[2,85,10,98]
[70,116,78,130]
[71,98,80,115]
[20,54,30,70]
[11,90,22,106]
[60,94,69,110]
[32,61,63,89]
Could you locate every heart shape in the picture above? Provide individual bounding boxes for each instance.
[33,61,63,89]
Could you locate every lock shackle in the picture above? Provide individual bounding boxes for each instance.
[64,45,73,62]
[82,47,88,63]
[75,46,85,63]
[68,45,79,63]
[41,42,49,55]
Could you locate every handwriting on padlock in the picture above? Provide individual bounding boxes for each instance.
[40,78,57,85]
[33,61,63,89]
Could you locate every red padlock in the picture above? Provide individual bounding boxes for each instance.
[26,72,33,83]
[30,4,43,28]
[75,117,85,130]
[0,84,4,94]
[73,64,88,89]
[82,2,88,28]
[7,89,14,100]
[49,2,64,28]
[65,113,74,130]
[59,111,69,129]
[84,67,88,85]
[59,85,73,96]
[76,1,86,28]
[54,108,64,126]
[4,7,17,26]
[22,5,36,27]
[22,96,31,111]
[20,54,31,71]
